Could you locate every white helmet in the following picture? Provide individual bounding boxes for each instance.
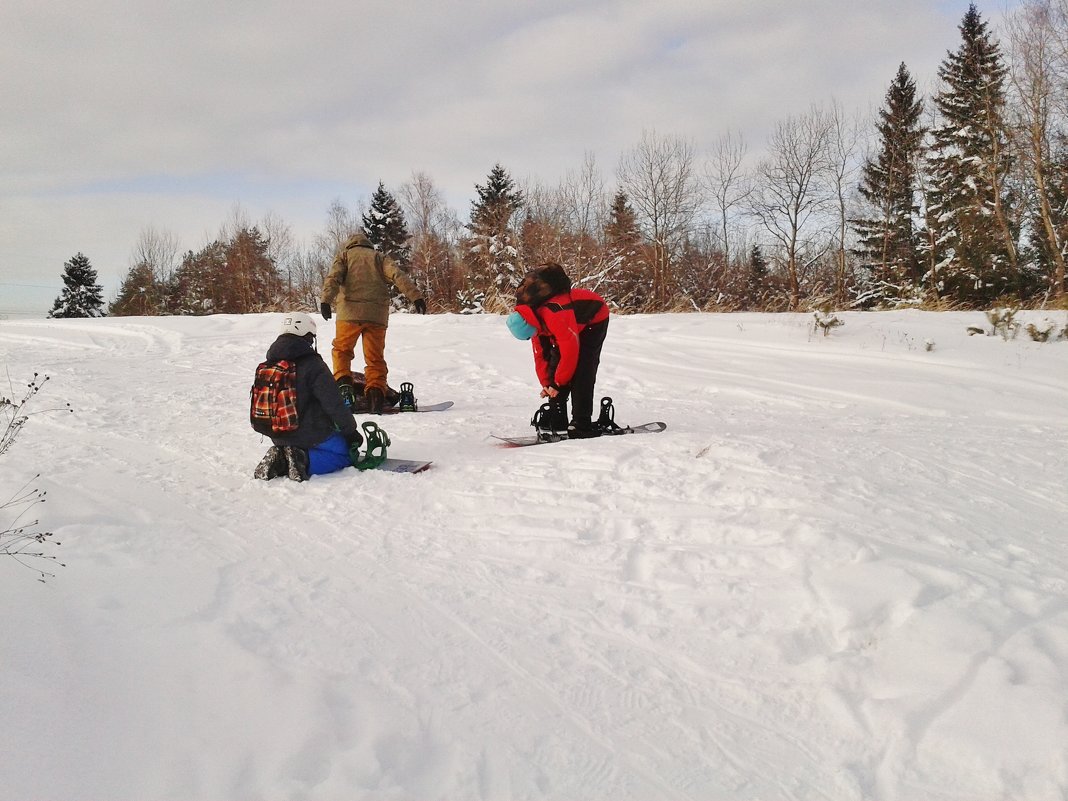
[280,312,317,338]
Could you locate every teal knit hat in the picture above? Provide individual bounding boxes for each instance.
[506,311,536,340]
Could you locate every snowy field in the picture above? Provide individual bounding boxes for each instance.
[1,309,1067,801]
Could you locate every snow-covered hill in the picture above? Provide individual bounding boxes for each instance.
[2,310,1066,801]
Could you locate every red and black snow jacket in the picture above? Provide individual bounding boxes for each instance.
[515,289,609,389]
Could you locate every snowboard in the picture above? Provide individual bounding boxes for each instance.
[377,401,454,414]
[374,457,433,473]
[492,421,667,447]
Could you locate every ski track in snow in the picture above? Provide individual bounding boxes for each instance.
[1,310,1067,801]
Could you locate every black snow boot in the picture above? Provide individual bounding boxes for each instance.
[284,446,310,482]
[567,421,601,439]
[366,387,385,415]
[253,445,288,480]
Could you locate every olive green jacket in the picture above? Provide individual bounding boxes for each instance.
[320,233,422,327]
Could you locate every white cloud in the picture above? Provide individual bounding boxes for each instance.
[0,0,1020,313]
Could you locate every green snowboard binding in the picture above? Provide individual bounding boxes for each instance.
[352,421,391,470]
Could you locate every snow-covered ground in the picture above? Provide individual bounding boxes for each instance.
[1,309,1067,801]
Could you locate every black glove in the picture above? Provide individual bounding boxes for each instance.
[413,298,427,315]
[344,428,363,449]
[320,302,332,321]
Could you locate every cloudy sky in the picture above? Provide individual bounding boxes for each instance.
[1,0,1020,317]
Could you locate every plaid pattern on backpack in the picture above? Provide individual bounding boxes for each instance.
[250,359,299,436]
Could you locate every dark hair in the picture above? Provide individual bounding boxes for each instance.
[515,263,573,307]
[538,262,572,293]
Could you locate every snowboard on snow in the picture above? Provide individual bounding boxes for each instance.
[492,421,667,447]
[376,401,454,414]
[374,457,433,473]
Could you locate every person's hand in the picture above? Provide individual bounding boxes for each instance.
[320,303,332,320]
[413,298,427,315]
[540,385,559,398]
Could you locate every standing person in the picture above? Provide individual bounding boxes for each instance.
[253,312,363,482]
[506,263,610,438]
[319,230,426,413]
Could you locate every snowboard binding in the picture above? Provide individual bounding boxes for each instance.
[595,396,626,435]
[353,421,391,470]
[398,382,417,412]
[337,376,356,410]
[531,401,567,442]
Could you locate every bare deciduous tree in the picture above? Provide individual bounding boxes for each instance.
[703,131,752,265]
[826,100,864,303]
[1007,0,1067,299]
[750,106,835,309]
[260,211,297,300]
[130,226,179,286]
[559,152,608,278]
[617,130,701,306]
[399,171,463,310]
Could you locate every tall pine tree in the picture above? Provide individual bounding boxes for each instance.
[48,252,105,318]
[463,164,524,312]
[601,190,648,310]
[853,63,926,307]
[747,244,770,307]
[362,181,412,267]
[927,4,1020,305]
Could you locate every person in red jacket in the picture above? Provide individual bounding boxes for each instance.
[506,263,610,438]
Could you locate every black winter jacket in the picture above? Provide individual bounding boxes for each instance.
[264,334,358,448]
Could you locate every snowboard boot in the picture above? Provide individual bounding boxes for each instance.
[366,386,385,415]
[283,446,310,482]
[567,420,601,439]
[398,382,417,412]
[531,400,568,440]
[336,375,356,410]
[253,445,288,480]
[595,396,625,435]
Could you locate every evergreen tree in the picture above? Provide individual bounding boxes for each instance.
[927,4,1020,305]
[747,244,770,306]
[362,181,412,267]
[463,164,524,312]
[362,182,414,310]
[853,63,926,306]
[168,243,225,315]
[223,226,279,313]
[601,190,648,310]
[110,261,165,316]
[48,252,105,318]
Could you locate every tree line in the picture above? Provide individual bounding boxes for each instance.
[50,2,1067,320]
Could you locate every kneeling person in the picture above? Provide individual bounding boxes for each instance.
[254,312,362,481]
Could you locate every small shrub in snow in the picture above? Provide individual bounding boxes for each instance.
[1025,319,1058,342]
[1,476,63,581]
[2,373,70,455]
[1,372,72,581]
[812,304,844,337]
[984,307,1020,340]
